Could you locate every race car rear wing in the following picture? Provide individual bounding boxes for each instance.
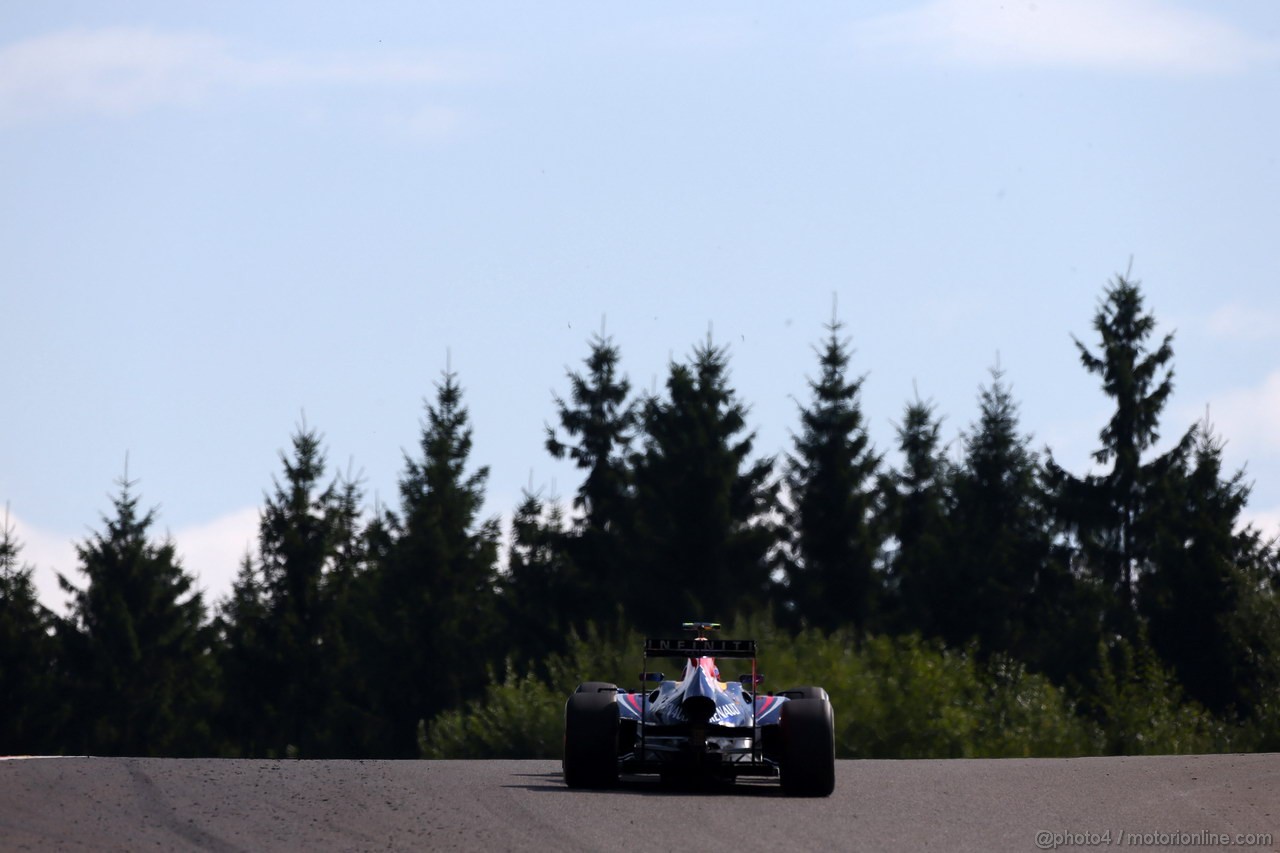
[643,637,757,658]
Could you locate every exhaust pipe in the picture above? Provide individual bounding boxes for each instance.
[681,695,715,724]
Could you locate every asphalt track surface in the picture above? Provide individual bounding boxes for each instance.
[1,755,1276,851]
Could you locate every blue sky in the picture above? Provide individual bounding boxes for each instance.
[3,1,1279,613]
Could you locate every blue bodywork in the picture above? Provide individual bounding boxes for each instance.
[564,625,833,790]
[613,655,789,778]
[616,658,787,727]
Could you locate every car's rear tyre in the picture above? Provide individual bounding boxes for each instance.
[574,681,618,695]
[780,697,835,797]
[563,688,620,789]
[779,686,829,702]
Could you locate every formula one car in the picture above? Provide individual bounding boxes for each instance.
[562,622,835,796]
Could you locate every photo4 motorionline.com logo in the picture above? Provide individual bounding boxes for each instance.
[1035,829,1274,849]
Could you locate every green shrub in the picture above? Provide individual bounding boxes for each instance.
[421,617,1269,760]
[420,666,564,759]
[421,624,640,759]
[1085,638,1237,755]
[733,616,1092,758]
[422,618,1097,759]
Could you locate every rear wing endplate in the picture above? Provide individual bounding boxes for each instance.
[643,637,757,658]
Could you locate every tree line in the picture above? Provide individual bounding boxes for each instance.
[2,273,1278,758]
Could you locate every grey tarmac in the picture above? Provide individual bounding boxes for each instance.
[0,754,1276,852]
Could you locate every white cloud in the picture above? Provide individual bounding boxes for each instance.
[852,0,1279,74]
[4,505,257,615]
[387,104,463,143]
[622,16,760,55]
[171,507,260,610]
[1194,373,1280,539]
[4,510,78,616]
[1243,505,1280,545]
[1206,302,1280,342]
[1207,371,1280,457]
[0,27,471,125]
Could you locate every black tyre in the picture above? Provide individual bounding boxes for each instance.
[574,681,618,695]
[778,686,829,702]
[563,690,620,788]
[779,697,835,797]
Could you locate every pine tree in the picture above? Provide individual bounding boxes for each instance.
[544,332,638,629]
[214,554,272,756]
[778,317,883,634]
[316,473,381,757]
[0,511,61,754]
[948,366,1070,661]
[376,368,501,757]
[546,332,637,534]
[627,339,776,629]
[1046,273,1194,639]
[214,427,374,757]
[502,489,584,669]
[219,425,379,757]
[259,426,336,756]
[884,395,952,638]
[1225,539,1280,733]
[1141,420,1280,716]
[59,477,217,756]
